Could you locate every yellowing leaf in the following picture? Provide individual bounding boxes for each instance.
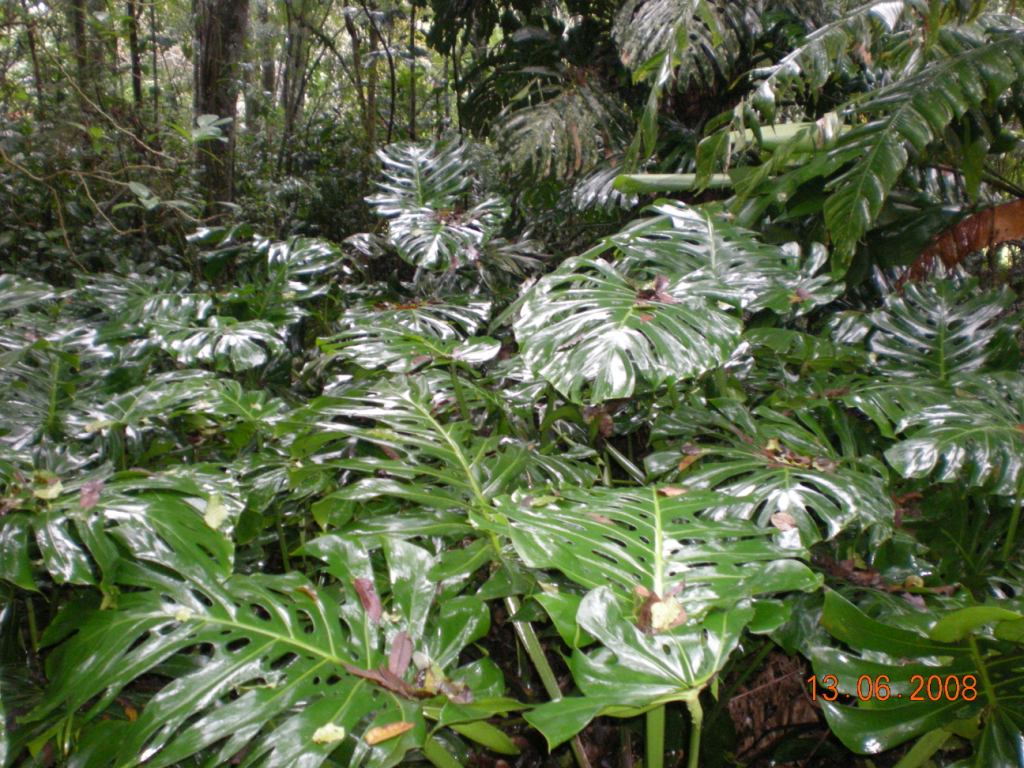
[34,479,63,500]
[312,723,347,744]
[203,493,228,529]
[364,721,414,745]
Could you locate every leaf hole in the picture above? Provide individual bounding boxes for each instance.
[297,610,315,634]
[271,652,299,670]
[226,637,251,653]
[250,603,272,622]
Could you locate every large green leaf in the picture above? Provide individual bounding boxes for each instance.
[0,273,61,312]
[648,401,894,544]
[867,280,1015,382]
[515,255,740,403]
[503,486,819,619]
[504,484,820,749]
[606,202,841,314]
[159,316,287,372]
[288,376,596,517]
[320,300,495,373]
[886,374,1024,496]
[29,534,497,768]
[367,142,509,271]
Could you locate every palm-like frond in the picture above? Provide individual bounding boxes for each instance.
[498,84,632,181]
[822,28,1024,265]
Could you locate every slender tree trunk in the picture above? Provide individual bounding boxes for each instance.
[194,0,250,209]
[343,11,368,147]
[259,0,275,140]
[68,0,88,106]
[359,0,393,144]
[383,10,395,143]
[453,35,464,135]
[20,0,45,114]
[440,53,449,137]
[408,3,415,141]
[126,0,144,117]
[366,14,379,150]
[149,0,159,129]
[277,0,308,174]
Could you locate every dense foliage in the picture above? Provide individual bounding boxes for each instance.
[2,0,1024,767]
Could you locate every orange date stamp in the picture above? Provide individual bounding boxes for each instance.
[807,674,978,702]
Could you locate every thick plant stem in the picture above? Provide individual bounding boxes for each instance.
[686,697,704,768]
[503,595,592,768]
[645,705,665,768]
[1002,480,1023,562]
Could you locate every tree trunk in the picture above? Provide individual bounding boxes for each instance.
[277,0,308,174]
[150,0,160,130]
[68,0,88,106]
[194,0,250,210]
[126,0,144,117]
[408,3,415,141]
[20,0,45,114]
[342,11,369,148]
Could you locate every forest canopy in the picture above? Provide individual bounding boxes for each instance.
[2,0,1024,766]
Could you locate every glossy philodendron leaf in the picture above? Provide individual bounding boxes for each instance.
[648,401,894,544]
[320,300,495,373]
[510,484,820,749]
[0,273,61,312]
[607,202,840,314]
[367,142,509,271]
[259,236,351,300]
[526,593,754,749]
[288,375,596,517]
[0,465,241,589]
[867,280,1015,382]
[515,256,740,403]
[157,316,287,372]
[841,278,1019,456]
[810,590,1024,761]
[886,374,1024,496]
[503,486,819,620]
[30,536,496,768]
